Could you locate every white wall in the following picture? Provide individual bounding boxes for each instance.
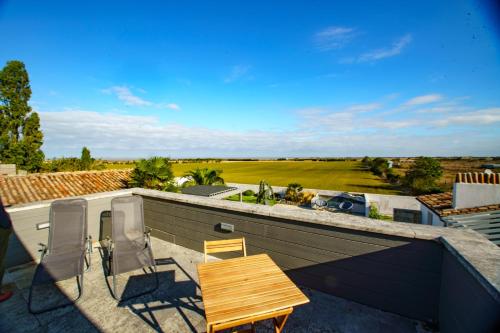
[364,193,420,216]
[453,183,500,209]
[420,205,444,227]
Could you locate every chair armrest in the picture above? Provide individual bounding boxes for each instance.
[144,228,152,247]
[38,243,48,260]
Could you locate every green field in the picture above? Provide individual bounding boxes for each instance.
[171,161,400,194]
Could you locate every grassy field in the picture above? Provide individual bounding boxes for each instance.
[171,161,399,194]
[103,163,135,169]
[103,157,500,194]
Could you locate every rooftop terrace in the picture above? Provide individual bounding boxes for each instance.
[2,188,500,332]
[1,238,432,332]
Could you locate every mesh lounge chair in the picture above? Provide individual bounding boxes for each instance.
[28,198,91,314]
[107,196,158,300]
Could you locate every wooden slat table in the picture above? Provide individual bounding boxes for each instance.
[197,254,310,333]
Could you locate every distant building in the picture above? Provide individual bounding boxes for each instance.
[0,164,16,176]
[417,172,500,227]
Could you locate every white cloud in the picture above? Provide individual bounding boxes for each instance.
[38,95,500,158]
[102,86,152,106]
[224,65,251,83]
[345,103,382,112]
[159,103,181,111]
[102,86,180,110]
[357,34,412,62]
[432,108,500,126]
[39,109,316,157]
[403,94,443,106]
[314,26,357,51]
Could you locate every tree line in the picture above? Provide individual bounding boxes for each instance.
[361,156,443,195]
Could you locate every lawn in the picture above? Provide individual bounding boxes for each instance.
[172,161,400,194]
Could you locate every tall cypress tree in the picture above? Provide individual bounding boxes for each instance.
[80,146,92,170]
[0,60,44,172]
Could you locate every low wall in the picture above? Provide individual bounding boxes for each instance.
[440,243,500,333]
[141,193,442,321]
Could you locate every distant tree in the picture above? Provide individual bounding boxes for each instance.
[256,180,274,204]
[403,157,443,195]
[370,158,389,176]
[80,147,92,170]
[0,60,44,171]
[129,157,177,191]
[285,183,303,202]
[184,168,225,186]
[361,156,372,166]
[21,112,45,171]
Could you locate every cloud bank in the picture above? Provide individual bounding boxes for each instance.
[39,94,500,158]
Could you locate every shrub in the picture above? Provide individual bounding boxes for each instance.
[298,191,316,205]
[368,204,382,219]
[285,183,303,202]
[242,189,255,196]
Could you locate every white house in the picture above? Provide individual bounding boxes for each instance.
[417,172,500,226]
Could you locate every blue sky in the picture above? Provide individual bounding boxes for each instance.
[1,0,499,158]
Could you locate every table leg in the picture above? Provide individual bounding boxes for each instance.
[273,312,291,333]
[206,323,212,333]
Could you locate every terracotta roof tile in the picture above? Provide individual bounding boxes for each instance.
[0,170,132,206]
[417,192,500,217]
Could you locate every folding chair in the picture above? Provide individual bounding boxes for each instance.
[107,196,158,300]
[203,237,247,263]
[28,198,91,314]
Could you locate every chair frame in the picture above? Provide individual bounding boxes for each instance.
[106,196,158,301]
[28,199,92,314]
[203,237,247,263]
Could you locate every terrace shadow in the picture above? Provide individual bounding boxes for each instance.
[1,229,100,332]
[114,257,204,333]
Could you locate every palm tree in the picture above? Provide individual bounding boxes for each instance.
[129,157,177,191]
[285,183,303,202]
[183,168,225,186]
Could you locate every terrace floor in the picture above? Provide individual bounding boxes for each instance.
[0,238,433,333]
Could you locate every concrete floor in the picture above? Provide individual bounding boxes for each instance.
[0,238,433,333]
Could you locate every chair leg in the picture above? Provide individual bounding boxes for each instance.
[112,273,119,300]
[273,313,291,333]
[85,243,92,272]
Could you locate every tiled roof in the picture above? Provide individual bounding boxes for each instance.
[417,192,500,217]
[0,170,132,206]
[455,172,500,184]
